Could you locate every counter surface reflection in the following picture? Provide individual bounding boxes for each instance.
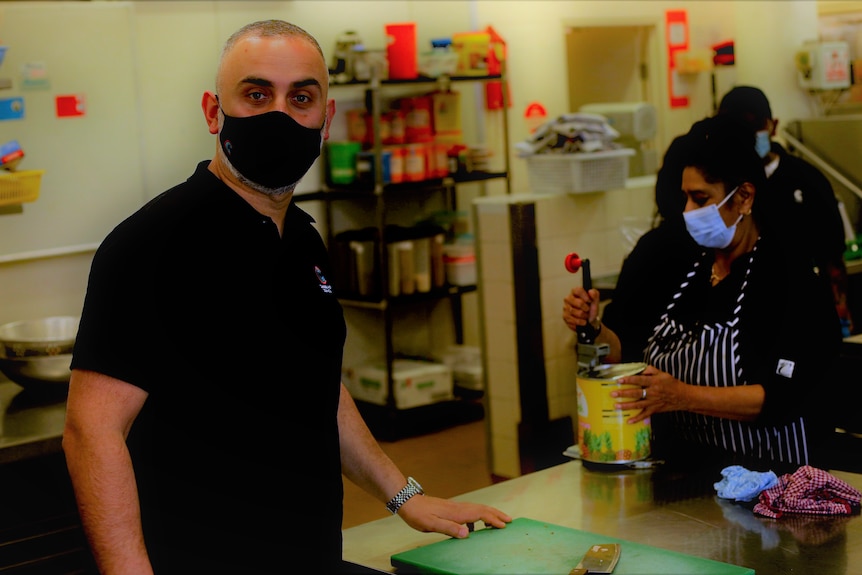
[342,460,862,574]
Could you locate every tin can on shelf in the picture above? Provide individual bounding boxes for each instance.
[576,362,650,466]
[383,110,406,145]
[402,96,433,143]
[404,143,428,182]
[385,146,405,184]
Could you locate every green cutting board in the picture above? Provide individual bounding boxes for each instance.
[390,518,754,575]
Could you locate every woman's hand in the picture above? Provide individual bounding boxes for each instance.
[612,365,690,423]
[563,286,601,333]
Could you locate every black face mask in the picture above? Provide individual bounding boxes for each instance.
[219,107,323,190]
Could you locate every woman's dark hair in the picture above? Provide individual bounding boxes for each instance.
[654,118,708,223]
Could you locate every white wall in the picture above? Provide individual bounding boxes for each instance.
[0,0,824,333]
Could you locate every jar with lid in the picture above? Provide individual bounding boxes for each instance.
[352,44,371,81]
[331,30,362,83]
[418,37,459,78]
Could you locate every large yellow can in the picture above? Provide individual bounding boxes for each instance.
[576,362,651,465]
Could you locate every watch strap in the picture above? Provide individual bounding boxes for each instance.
[386,477,424,514]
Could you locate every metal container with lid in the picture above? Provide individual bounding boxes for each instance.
[576,362,651,467]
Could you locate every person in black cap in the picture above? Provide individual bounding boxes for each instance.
[716,85,851,336]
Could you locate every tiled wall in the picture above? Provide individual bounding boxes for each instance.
[474,180,655,479]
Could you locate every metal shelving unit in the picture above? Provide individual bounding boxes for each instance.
[316,70,510,439]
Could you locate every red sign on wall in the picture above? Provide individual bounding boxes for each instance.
[665,10,689,109]
[56,94,86,118]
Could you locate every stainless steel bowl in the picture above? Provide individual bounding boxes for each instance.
[0,317,78,394]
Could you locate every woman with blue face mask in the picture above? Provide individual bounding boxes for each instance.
[562,115,842,474]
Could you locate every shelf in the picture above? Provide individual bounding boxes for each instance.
[293,172,508,203]
[339,285,477,309]
[354,397,484,441]
[323,170,508,198]
[330,74,502,88]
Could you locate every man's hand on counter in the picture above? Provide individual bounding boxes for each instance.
[398,494,512,538]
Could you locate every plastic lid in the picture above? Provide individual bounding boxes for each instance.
[431,38,452,49]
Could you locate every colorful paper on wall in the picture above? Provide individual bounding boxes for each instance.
[665,9,689,109]
[55,94,85,118]
[0,97,24,121]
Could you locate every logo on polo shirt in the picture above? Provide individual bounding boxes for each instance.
[315,265,332,294]
[776,359,795,378]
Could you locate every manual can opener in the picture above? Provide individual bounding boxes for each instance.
[568,543,621,574]
[564,252,610,373]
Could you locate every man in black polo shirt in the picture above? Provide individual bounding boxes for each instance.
[63,20,510,574]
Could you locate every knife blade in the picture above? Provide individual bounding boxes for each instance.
[568,543,621,574]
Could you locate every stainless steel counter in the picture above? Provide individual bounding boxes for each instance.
[343,460,862,574]
[0,380,66,464]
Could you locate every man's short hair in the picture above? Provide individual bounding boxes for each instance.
[718,86,773,128]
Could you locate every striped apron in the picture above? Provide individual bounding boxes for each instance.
[644,248,809,467]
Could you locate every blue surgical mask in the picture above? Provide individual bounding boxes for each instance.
[683,186,742,249]
[755,130,771,159]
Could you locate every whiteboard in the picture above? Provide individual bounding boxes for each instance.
[0,3,148,260]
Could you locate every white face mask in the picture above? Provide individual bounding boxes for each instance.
[683,186,742,249]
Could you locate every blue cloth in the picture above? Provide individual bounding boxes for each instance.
[714,465,779,502]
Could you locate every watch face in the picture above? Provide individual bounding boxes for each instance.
[408,477,424,493]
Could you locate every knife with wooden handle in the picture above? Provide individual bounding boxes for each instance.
[568,543,621,574]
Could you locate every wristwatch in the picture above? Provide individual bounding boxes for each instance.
[386,477,424,514]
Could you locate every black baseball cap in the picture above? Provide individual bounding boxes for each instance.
[718,86,772,126]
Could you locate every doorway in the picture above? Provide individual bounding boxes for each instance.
[564,22,664,175]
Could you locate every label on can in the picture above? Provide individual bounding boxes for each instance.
[432,143,449,177]
[403,96,433,143]
[386,146,405,184]
[383,111,406,145]
[404,143,427,182]
[576,362,650,464]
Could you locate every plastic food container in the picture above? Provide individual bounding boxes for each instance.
[443,243,476,286]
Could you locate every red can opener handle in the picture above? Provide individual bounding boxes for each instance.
[565,252,598,344]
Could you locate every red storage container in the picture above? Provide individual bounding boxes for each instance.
[385,23,418,80]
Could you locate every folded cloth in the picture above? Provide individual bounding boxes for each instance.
[714,465,779,502]
[753,465,862,519]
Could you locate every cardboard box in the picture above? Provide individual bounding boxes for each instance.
[451,27,506,77]
[346,359,453,409]
[441,345,484,391]
[451,32,491,76]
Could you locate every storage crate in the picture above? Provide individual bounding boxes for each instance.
[346,359,454,410]
[0,170,44,207]
[525,148,634,194]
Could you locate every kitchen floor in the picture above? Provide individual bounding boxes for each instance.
[342,418,494,528]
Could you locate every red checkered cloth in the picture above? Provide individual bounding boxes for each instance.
[753,466,862,518]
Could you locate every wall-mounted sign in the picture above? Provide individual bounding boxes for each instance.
[665,9,689,109]
[56,94,85,118]
[21,62,50,90]
[524,101,547,134]
[0,97,24,121]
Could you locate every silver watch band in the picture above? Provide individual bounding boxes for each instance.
[386,476,424,514]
